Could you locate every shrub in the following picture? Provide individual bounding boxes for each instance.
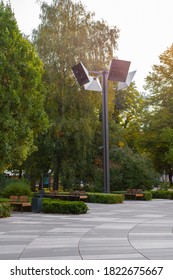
[111,191,126,194]
[42,199,88,214]
[2,179,31,198]
[0,203,11,218]
[151,190,173,199]
[143,191,152,200]
[110,146,159,191]
[87,193,124,204]
[0,198,10,203]
[158,182,170,190]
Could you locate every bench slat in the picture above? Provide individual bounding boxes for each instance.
[9,195,31,212]
[125,189,144,199]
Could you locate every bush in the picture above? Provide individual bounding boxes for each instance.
[151,190,173,199]
[158,182,170,190]
[87,193,124,204]
[143,191,152,200]
[0,198,10,203]
[2,179,31,198]
[110,146,159,191]
[42,199,88,214]
[111,191,126,194]
[0,203,11,218]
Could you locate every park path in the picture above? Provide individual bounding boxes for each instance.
[0,200,173,259]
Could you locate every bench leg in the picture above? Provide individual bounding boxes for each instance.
[21,205,23,213]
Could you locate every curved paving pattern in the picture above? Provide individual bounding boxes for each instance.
[0,200,173,259]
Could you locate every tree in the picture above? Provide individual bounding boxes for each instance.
[113,82,145,151]
[109,146,158,191]
[142,44,173,185]
[0,2,48,172]
[104,69,159,191]
[32,0,119,190]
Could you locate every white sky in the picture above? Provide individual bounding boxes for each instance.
[7,0,173,92]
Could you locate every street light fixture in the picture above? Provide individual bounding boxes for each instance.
[84,76,102,92]
[118,70,137,90]
[72,62,90,86]
[72,59,136,193]
[108,59,131,82]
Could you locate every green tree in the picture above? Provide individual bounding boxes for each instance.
[0,2,48,172]
[110,146,158,191]
[22,133,53,190]
[113,82,145,150]
[32,0,119,190]
[105,75,158,191]
[142,44,173,185]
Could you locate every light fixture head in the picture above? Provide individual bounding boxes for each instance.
[108,59,131,82]
[118,70,136,90]
[72,62,90,86]
[84,76,102,92]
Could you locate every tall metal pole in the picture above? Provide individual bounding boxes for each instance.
[72,60,133,194]
[102,70,110,193]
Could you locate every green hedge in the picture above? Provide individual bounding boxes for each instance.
[2,180,32,198]
[111,191,126,195]
[151,190,173,199]
[0,198,10,203]
[87,193,124,204]
[42,199,88,214]
[143,191,152,200]
[0,203,11,218]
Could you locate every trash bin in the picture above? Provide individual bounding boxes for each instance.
[32,197,42,213]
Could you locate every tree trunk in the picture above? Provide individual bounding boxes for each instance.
[53,148,62,191]
[53,170,59,191]
[18,169,22,179]
[168,172,173,186]
[31,180,36,192]
[38,175,44,190]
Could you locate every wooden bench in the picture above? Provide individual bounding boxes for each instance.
[44,190,88,201]
[10,195,31,213]
[70,190,88,201]
[125,189,144,200]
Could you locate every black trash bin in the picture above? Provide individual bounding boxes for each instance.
[32,197,42,213]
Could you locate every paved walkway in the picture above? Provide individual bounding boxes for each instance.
[0,199,173,260]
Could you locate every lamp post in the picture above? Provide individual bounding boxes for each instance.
[72,59,136,193]
[102,70,110,193]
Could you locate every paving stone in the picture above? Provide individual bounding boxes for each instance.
[0,253,21,260]
[1,200,173,259]
[83,253,146,260]
[20,247,80,258]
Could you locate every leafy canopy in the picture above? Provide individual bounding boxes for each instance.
[31,0,119,189]
[142,44,173,184]
[0,2,48,171]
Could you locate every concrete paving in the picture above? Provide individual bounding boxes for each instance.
[0,199,173,260]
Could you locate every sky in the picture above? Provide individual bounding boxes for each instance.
[7,0,173,92]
